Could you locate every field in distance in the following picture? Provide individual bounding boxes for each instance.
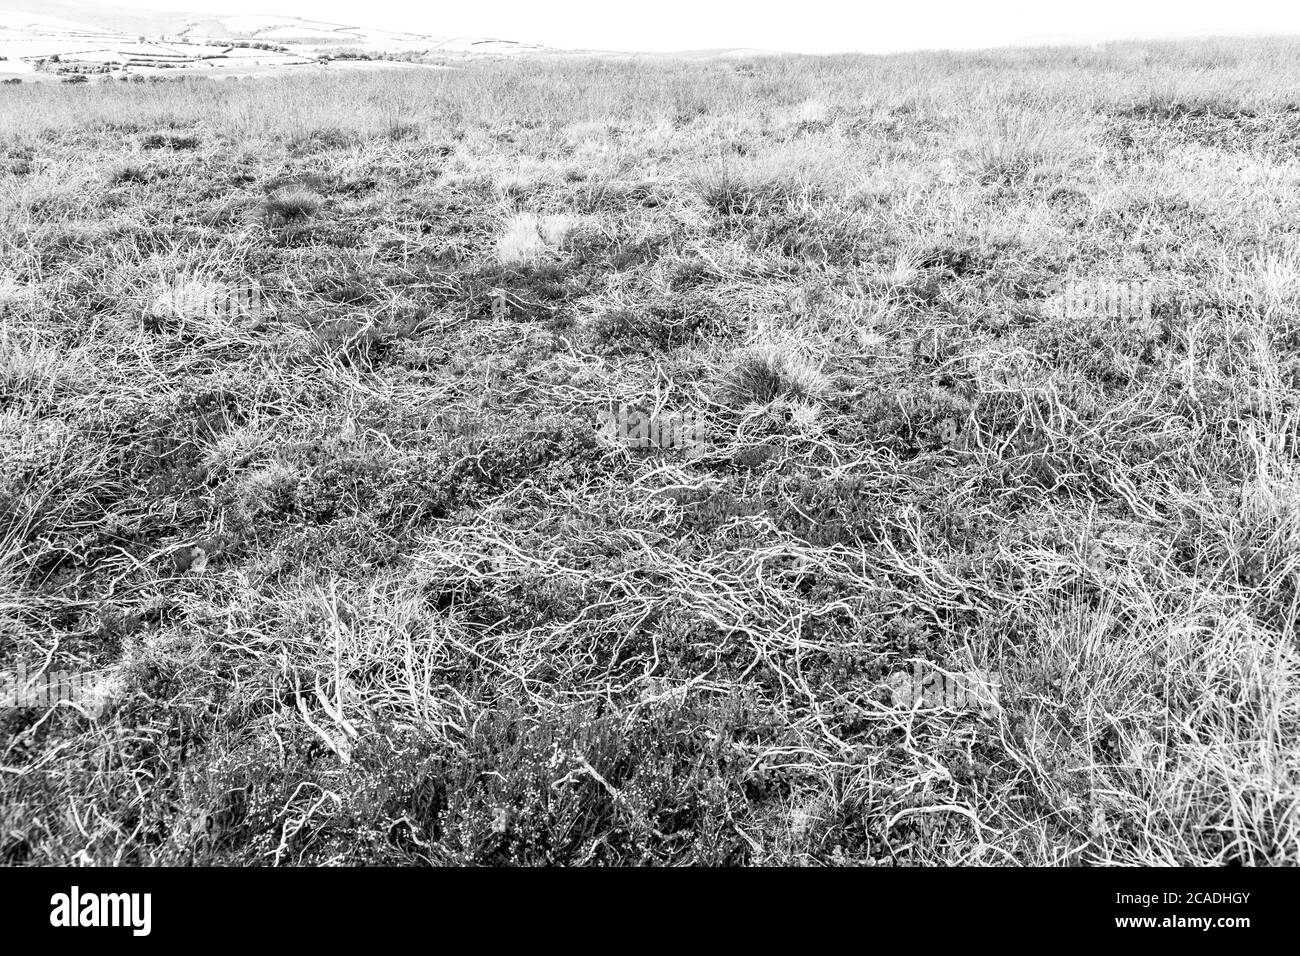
[0,1,548,82]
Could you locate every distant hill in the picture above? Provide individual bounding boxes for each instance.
[0,1,543,52]
[0,0,193,36]
[0,0,547,80]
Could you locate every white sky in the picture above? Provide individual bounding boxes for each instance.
[49,0,1300,53]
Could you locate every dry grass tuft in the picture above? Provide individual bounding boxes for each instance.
[495,212,577,265]
[720,344,831,408]
[257,185,323,226]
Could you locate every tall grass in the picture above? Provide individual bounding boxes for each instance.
[1,37,1299,866]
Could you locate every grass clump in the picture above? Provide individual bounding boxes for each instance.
[495,213,577,266]
[140,131,200,150]
[108,161,152,185]
[257,185,324,227]
[720,344,832,408]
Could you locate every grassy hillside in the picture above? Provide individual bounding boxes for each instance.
[2,38,1299,865]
